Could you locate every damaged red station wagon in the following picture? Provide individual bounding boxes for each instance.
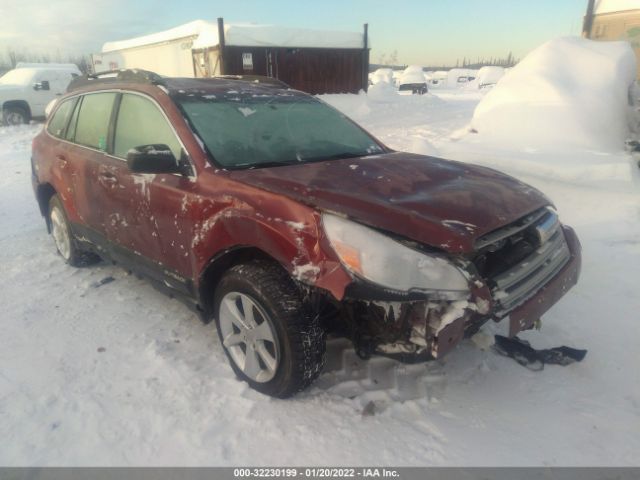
[31,70,581,397]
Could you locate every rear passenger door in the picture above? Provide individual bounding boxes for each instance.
[66,92,119,237]
[44,97,79,218]
[52,92,117,241]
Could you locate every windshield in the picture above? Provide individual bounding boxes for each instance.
[175,90,385,169]
[0,69,35,86]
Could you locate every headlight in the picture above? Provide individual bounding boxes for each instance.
[322,213,469,296]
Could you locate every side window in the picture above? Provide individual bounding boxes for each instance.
[65,96,82,141]
[47,98,76,138]
[113,93,182,159]
[74,92,117,151]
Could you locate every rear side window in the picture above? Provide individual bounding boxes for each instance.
[65,97,82,141]
[74,92,116,151]
[47,98,76,138]
[113,94,182,159]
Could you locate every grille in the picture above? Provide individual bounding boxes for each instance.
[474,208,571,317]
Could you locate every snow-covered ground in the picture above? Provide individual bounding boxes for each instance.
[1,83,640,466]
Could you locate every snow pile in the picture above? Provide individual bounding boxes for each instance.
[103,20,365,52]
[369,68,394,85]
[366,81,399,102]
[471,37,637,151]
[407,136,440,156]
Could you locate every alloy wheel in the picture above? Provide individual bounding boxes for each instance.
[50,206,71,260]
[218,291,280,383]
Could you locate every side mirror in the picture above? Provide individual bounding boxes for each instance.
[34,81,50,91]
[126,144,181,174]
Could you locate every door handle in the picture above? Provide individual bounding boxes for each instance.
[56,154,67,168]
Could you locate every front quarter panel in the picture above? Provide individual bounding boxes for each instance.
[189,173,353,300]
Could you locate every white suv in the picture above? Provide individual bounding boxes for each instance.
[0,63,81,125]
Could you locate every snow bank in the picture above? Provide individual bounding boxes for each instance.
[103,20,365,52]
[366,81,399,101]
[471,37,637,151]
[370,68,394,85]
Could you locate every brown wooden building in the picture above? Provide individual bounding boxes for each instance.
[583,0,640,78]
[95,19,370,94]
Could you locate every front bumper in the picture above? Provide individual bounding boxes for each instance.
[504,225,581,337]
[337,225,582,362]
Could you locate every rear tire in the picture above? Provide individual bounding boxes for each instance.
[214,260,326,398]
[2,106,29,125]
[48,195,100,267]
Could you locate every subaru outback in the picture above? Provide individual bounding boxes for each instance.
[31,70,581,397]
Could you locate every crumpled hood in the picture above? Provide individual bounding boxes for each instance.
[227,152,551,253]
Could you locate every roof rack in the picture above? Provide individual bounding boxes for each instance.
[67,69,166,92]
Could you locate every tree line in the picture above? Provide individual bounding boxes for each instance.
[374,50,519,71]
[0,48,92,75]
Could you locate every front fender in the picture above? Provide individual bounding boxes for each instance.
[192,206,353,300]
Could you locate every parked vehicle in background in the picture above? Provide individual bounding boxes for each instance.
[0,63,81,125]
[31,69,581,398]
[427,70,448,87]
[475,66,506,89]
[398,65,428,94]
[457,75,476,83]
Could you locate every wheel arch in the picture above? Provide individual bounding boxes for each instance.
[198,246,289,322]
[36,183,57,232]
[2,100,32,120]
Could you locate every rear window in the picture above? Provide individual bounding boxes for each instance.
[47,98,76,138]
[65,97,82,141]
[74,92,116,151]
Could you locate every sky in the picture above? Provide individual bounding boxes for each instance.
[1,0,589,66]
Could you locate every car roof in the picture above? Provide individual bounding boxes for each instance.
[67,69,298,98]
[162,77,298,96]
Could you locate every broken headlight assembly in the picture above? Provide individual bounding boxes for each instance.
[322,213,470,299]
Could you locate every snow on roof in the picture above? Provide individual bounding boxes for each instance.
[102,20,365,53]
[102,20,207,52]
[595,0,640,14]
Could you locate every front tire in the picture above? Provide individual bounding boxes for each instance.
[2,106,29,125]
[48,195,99,267]
[214,260,326,398]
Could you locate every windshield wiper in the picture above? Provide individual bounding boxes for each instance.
[305,152,365,162]
[235,152,367,169]
[241,160,302,169]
